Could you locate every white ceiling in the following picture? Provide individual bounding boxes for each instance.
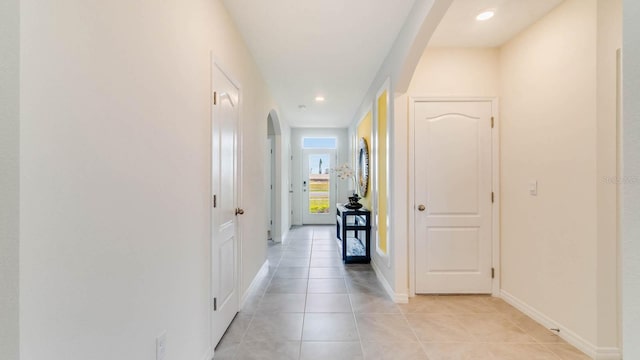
[429,0,564,47]
[222,0,417,128]
[222,0,564,128]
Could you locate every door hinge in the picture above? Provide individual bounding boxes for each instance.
[491,268,495,279]
[213,297,217,311]
[213,91,217,105]
[213,195,217,208]
[491,192,494,203]
[491,116,494,128]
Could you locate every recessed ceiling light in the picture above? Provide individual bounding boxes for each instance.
[476,9,495,21]
[315,96,325,102]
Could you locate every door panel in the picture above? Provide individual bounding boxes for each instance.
[414,101,493,294]
[427,228,479,271]
[211,64,239,346]
[219,223,235,303]
[427,115,480,215]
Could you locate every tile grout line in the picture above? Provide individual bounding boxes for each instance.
[297,227,314,360]
[304,228,318,357]
[397,300,427,357]
[347,286,366,359]
[340,229,367,358]
[269,228,310,359]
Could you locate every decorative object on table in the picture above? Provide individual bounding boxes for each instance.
[358,137,370,197]
[346,193,363,209]
[332,163,362,209]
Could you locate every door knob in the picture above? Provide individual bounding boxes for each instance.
[417,204,426,212]
[235,208,245,216]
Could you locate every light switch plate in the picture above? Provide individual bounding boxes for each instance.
[156,332,167,360]
[529,180,538,196]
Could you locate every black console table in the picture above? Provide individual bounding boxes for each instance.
[336,204,371,264]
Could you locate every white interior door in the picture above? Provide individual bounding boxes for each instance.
[414,100,493,294]
[211,64,240,347]
[302,149,336,224]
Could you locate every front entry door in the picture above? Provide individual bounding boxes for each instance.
[414,100,493,294]
[302,149,336,224]
[211,63,240,346]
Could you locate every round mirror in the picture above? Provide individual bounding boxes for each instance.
[358,137,369,197]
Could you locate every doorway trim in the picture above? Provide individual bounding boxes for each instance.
[267,110,283,242]
[408,96,500,297]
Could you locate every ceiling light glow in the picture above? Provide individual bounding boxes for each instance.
[315,96,325,102]
[476,10,495,21]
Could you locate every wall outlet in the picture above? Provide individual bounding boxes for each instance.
[156,332,167,360]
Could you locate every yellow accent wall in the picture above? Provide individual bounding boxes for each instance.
[377,91,388,254]
[357,112,372,210]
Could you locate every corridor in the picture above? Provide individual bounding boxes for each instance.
[213,226,588,360]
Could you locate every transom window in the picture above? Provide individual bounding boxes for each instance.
[302,137,337,149]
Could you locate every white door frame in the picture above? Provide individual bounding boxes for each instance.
[408,97,501,297]
[210,58,243,350]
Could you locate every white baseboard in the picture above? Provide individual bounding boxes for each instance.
[201,347,212,360]
[594,348,623,360]
[371,258,409,303]
[500,290,621,360]
[240,259,269,309]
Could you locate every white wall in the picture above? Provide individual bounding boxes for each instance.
[19,0,276,359]
[281,124,292,234]
[499,0,620,353]
[279,121,292,236]
[407,48,499,97]
[500,0,598,346]
[290,128,349,226]
[0,0,20,358]
[623,0,640,357]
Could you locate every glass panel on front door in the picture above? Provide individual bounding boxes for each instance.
[308,154,330,214]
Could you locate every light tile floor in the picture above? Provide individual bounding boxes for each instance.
[214,226,590,360]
